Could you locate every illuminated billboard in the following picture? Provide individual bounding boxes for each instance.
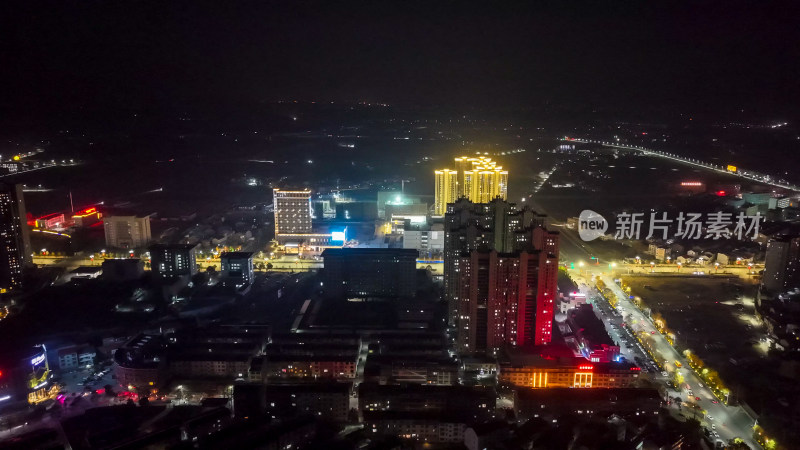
[331,227,348,244]
[726,165,737,172]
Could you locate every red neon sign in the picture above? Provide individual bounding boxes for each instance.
[578,365,593,370]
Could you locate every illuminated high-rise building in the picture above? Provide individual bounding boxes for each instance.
[763,234,800,292]
[0,183,31,293]
[434,169,458,216]
[434,156,508,215]
[273,188,312,235]
[443,198,558,355]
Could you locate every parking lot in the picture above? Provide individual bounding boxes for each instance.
[56,365,117,396]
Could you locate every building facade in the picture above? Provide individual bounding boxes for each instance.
[498,355,641,389]
[57,346,96,370]
[149,244,198,279]
[0,346,54,407]
[0,183,31,294]
[220,252,254,289]
[403,222,445,257]
[273,188,312,235]
[443,198,558,354]
[434,156,508,216]
[104,215,151,249]
[321,248,418,298]
[434,169,458,215]
[264,383,351,423]
[456,248,558,355]
[763,235,800,292]
[264,355,357,379]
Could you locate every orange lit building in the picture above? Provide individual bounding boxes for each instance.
[498,351,640,389]
[72,207,102,227]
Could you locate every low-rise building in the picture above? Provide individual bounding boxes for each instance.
[358,383,496,423]
[264,355,357,380]
[403,222,444,258]
[264,383,351,422]
[364,355,458,385]
[63,266,103,282]
[113,334,166,391]
[149,243,198,279]
[219,251,254,289]
[514,387,662,421]
[498,350,640,389]
[365,411,466,443]
[57,346,96,370]
[169,353,251,379]
[102,258,145,281]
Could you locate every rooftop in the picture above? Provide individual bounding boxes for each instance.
[219,251,255,259]
[321,248,418,257]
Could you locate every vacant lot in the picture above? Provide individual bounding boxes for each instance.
[621,276,767,394]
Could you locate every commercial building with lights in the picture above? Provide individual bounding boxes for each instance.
[149,243,198,279]
[273,188,312,235]
[34,212,65,229]
[443,198,558,354]
[0,345,55,408]
[0,183,31,294]
[434,156,508,215]
[273,188,336,251]
[220,251,255,289]
[497,351,640,389]
[104,215,151,249]
[72,207,102,227]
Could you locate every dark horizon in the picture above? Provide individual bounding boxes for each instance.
[3,2,800,123]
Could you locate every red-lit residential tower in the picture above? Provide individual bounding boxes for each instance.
[456,225,559,355]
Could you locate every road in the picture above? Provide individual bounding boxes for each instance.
[35,254,444,277]
[565,137,800,193]
[577,268,758,447]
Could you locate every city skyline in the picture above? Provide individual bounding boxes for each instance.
[1,2,799,449]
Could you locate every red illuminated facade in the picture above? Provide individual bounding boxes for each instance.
[456,226,559,355]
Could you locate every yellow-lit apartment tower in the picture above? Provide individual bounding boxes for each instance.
[434,169,458,216]
[434,156,508,215]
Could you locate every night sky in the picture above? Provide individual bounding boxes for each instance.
[3,2,800,119]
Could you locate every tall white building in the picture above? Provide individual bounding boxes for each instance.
[104,216,151,249]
